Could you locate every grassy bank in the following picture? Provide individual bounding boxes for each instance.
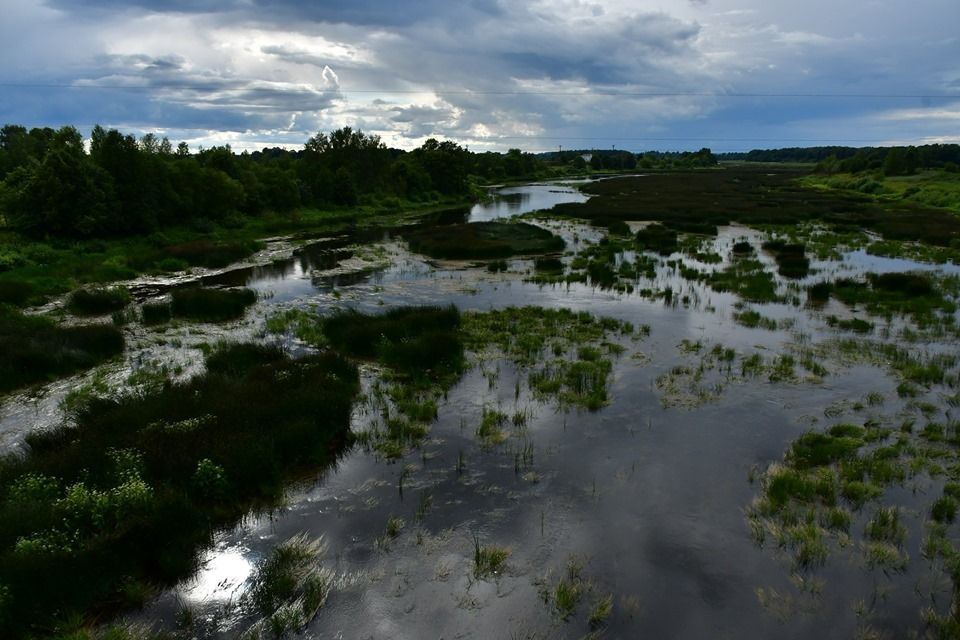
[0,196,474,310]
[0,343,359,638]
[800,170,960,214]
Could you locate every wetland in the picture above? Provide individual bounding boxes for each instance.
[4,166,960,639]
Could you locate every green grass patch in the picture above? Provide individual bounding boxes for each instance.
[552,168,960,248]
[322,305,464,382]
[156,239,262,270]
[247,534,334,626]
[405,221,564,259]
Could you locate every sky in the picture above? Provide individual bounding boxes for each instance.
[1,0,958,153]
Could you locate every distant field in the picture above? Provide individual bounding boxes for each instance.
[552,166,960,247]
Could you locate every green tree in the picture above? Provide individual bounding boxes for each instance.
[2,128,116,237]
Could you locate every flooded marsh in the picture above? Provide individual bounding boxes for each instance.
[3,173,960,638]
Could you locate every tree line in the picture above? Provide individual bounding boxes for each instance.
[541,147,717,171]
[719,144,960,176]
[0,125,556,239]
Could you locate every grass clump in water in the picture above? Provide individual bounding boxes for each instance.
[534,257,564,274]
[170,287,257,322]
[704,258,779,303]
[477,408,510,445]
[463,307,629,411]
[866,506,906,545]
[472,535,511,579]
[405,221,564,260]
[248,534,332,618]
[548,557,587,621]
[931,496,958,523]
[67,287,131,316]
[0,306,124,394]
[323,305,464,382]
[827,272,954,323]
[635,224,678,255]
[825,316,873,334]
[762,240,810,279]
[588,593,614,630]
[733,310,778,330]
[788,428,865,469]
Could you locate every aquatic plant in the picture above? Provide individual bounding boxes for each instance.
[384,517,406,539]
[477,408,510,445]
[472,535,510,579]
[588,594,613,629]
[733,309,779,330]
[244,534,336,637]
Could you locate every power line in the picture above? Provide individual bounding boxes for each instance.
[0,82,955,100]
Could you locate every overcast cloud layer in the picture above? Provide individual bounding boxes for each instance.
[1,0,958,152]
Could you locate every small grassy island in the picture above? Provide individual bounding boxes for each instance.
[404,221,565,260]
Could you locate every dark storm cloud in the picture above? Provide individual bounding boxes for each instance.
[43,0,242,14]
[249,0,505,27]
[44,0,504,26]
